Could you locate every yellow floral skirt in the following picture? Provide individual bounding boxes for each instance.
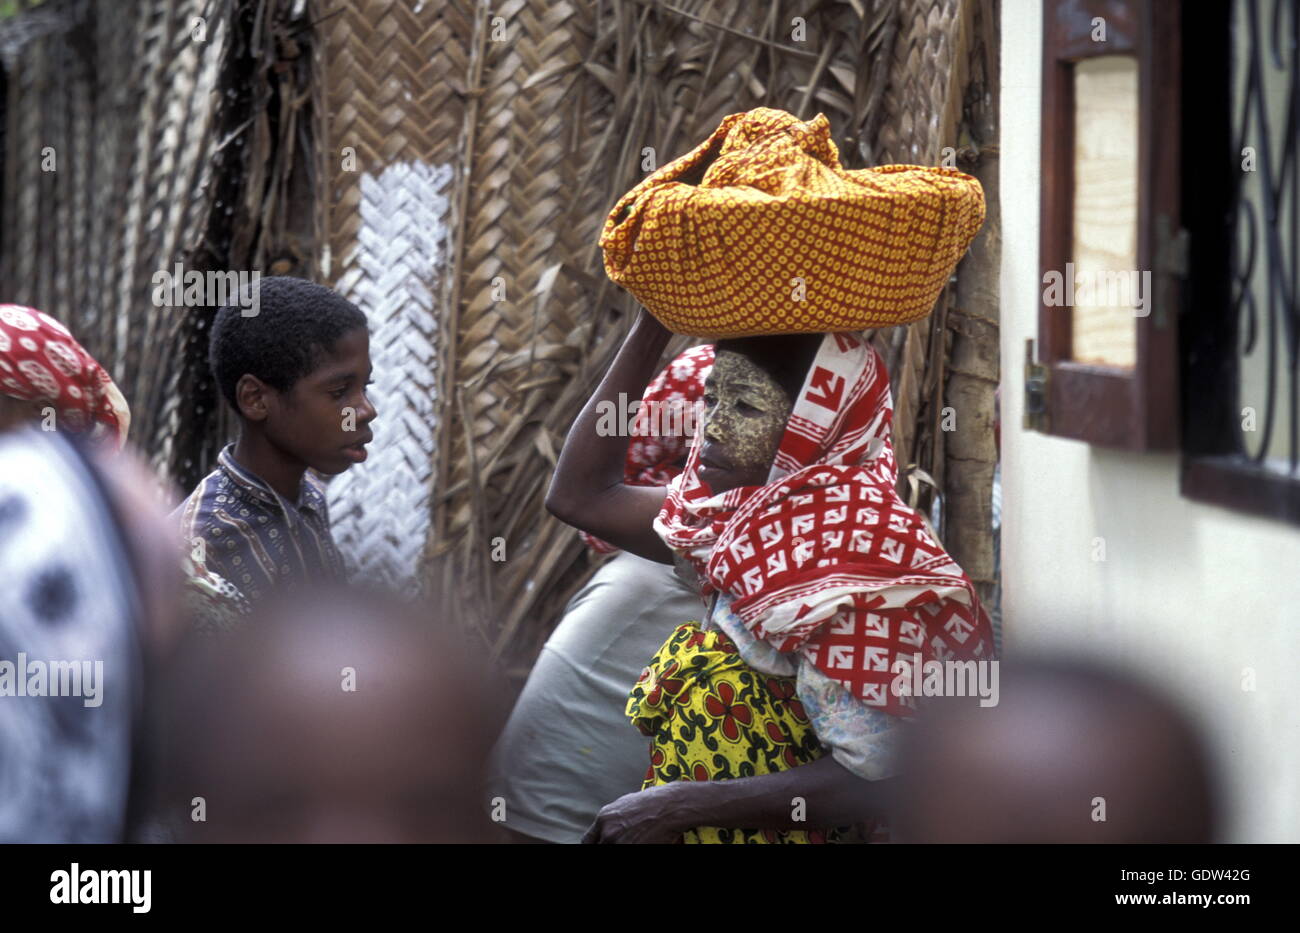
[627,621,844,844]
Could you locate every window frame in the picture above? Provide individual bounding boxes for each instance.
[1178,0,1300,525]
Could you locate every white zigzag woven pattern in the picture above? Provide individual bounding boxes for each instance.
[327,160,452,591]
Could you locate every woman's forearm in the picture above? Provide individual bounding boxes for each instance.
[543,307,677,562]
[666,756,893,832]
[546,310,671,519]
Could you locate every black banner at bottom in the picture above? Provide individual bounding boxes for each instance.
[0,842,1283,919]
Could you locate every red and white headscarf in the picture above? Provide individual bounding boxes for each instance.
[654,330,993,715]
[0,305,130,452]
[582,344,714,554]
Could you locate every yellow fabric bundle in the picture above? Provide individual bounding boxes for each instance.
[600,107,985,337]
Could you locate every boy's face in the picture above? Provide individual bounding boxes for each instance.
[261,328,377,476]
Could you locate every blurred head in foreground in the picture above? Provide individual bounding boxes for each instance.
[895,658,1219,843]
[156,585,503,843]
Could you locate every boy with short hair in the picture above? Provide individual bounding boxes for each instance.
[176,276,376,602]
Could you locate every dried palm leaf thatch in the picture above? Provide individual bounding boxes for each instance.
[941,0,1000,609]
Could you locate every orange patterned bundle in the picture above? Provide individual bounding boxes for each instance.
[600,107,985,337]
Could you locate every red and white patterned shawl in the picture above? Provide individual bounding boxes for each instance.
[654,330,993,715]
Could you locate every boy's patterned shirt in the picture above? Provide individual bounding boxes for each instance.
[175,444,346,602]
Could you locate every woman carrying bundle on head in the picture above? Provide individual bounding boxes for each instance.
[546,107,994,844]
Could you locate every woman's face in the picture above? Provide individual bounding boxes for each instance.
[696,350,793,493]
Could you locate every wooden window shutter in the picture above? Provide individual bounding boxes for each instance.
[1029,0,1183,449]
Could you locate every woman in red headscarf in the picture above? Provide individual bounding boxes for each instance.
[0,304,131,450]
[546,104,992,843]
[548,310,995,843]
[0,303,248,634]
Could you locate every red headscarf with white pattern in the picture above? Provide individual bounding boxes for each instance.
[0,305,130,452]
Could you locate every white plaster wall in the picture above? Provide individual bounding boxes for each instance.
[1000,0,1300,842]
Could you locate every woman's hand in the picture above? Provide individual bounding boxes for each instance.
[633,304,671,337]
[582,783,696,844]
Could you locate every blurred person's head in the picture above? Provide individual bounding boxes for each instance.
[0,427,180,842]
[155,585,503,843]
[895,658,1219,843]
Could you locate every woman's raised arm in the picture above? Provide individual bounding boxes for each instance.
[545,308,676,564]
